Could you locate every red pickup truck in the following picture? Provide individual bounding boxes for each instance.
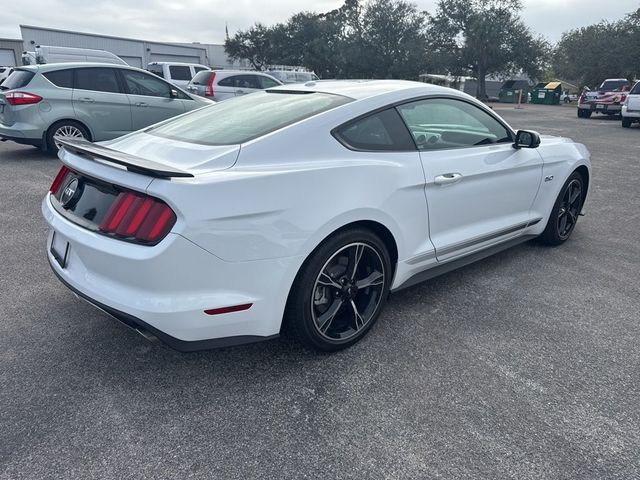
[577,78,630,118]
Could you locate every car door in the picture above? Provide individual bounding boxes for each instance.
[213,75,237,101]
[119,69,187,130]
[234,75,261,96]
[396,97,543,262]
[71,67,132,140]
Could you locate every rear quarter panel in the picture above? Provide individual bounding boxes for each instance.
[145,109,432,268]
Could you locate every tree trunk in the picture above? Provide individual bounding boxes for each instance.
[476,65,487,100]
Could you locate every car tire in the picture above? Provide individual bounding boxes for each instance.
[46,120,90,156]
[539,172,584,246]
[622,117,632,128]
[284,228,392,352]
[577,109,591,118]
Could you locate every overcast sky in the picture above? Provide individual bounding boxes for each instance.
[0,0,638,44]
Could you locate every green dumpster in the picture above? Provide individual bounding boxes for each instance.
[531,81,562,105]
[498,80,530,104]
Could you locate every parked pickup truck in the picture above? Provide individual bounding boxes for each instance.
[577,78,630,118]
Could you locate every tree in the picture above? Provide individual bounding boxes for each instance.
[553,10,640,88]
[428,0,548,98]
[360,0,429,79]
[224,23,283,70]
[224,0,429,79]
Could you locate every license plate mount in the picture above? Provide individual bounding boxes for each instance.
[50,231,70,268]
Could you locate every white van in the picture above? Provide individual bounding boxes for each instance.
[23,45,127,65]
[147,62,210,88]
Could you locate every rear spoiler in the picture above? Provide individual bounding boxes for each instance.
[57,138,194,178]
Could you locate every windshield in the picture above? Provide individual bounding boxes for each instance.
[0,69,35,90]
[148,91,352,145]
[599,80,628,92]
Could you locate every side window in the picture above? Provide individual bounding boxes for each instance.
[75,68,120,93]
[121,69,172,98]
[43,69,74,88]
[259,76,280,89]
[631,82,640,95]
[334,108,415,151]
[169,65,192,81]
[194,67,208,73]
[396,98,512,150]
[236,75,261,89]
[217,76,236,87]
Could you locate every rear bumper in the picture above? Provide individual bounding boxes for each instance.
[0,123,44,146]
[48,262,278,351]
[577,103,622,113]
[42,192,302,349]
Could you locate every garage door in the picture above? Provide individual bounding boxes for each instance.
[149,54,201,64]
[120,56,143,68]
[0,49,17,66]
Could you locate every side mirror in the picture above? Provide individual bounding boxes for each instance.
[170,88,179,99]
[513,130,541,149]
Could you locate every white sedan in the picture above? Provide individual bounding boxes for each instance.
[43,80,591,352]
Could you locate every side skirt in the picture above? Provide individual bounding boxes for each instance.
[391,234,537,292]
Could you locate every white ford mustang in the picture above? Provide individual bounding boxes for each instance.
[43,80,591,352]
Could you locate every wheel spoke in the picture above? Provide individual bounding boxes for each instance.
[558,214,568,234]
[318,272,341,289]
[347,244,365,280]
[316,298,343,333]
[350,299,365,331]
[569,186,581,204]
[356,270,384,289]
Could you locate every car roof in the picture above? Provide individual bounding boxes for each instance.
[212,70,272,75]
[149,62,209,67]
[16,62,147,72]
[267,79,462,101]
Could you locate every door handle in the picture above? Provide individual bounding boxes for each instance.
[434,172,463,185]
[235,89,245,94]
[135,102,148,107]
[78,97,95,103]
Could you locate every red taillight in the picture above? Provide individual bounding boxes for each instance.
[205,72,216,96]
[619,94,627,104]
[204,304,253,316]
[578,94,585,104]
[99,192,176,244]
[5,91,43,106]
[50,166,71,194]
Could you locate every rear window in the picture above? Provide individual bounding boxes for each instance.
[0,69,35,90]
[43,69,74,88]
[147,64,164,77]
[169,65,192,81]
[148,91,352,145]
[599,80,628,91]
[191,70,213,85]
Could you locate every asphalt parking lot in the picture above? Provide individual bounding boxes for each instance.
[1,103,639,479]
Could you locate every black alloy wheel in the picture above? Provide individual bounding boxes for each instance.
[540,172,584,246]
[285,228,391,351]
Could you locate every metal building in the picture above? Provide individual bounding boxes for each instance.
[19,25,242,69]
[0,38,23,66]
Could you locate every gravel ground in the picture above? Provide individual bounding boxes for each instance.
[0,103,639,479]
